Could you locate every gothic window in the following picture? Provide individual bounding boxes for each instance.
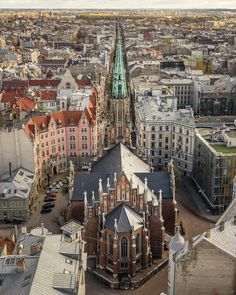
[121,237,128,258]
[133,190,136,205]
[108,235,113,255]
[136,234,141,254]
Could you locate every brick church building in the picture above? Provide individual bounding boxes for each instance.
[69,143,178,278]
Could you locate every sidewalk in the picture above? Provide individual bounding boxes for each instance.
[176,176,220,224]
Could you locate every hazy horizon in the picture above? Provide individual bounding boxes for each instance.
[0,0,235,10]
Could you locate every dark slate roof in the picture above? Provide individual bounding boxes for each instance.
[105,202,144,233]
[91,143,149,176]
[72,173,114,204]
[135,172,172,199]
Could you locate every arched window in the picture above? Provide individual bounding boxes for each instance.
[136,234,140,254]
[151,126,155,132]
[179,128,182,134]
[121,237,128,258]
[66,82,71,89]
[108,235,113,255]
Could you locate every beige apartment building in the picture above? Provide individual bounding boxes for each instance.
[135,87,195,174]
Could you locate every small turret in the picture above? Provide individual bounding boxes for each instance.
[169,227,185,254]
[98,178,103,203]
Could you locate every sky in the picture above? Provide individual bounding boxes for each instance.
[0,0,235,9]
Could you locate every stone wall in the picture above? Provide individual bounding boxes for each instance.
[175,239,236,295]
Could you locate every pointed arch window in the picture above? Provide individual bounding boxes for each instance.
[108,235,113,255]
[136,234,141,254]
[121,237,128,258]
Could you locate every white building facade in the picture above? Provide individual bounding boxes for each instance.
[0,128,34,177]
[135,87,195,174]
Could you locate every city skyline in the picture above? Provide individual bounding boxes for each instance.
[0,0,235,9]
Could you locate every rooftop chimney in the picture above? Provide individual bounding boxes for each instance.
[17,242,24,255]
[21,226,27,234]
[16,258,25,272]
[41,223,45,235]
[14,225,19,241]
[219,221,225,232]
[205,229,211,238]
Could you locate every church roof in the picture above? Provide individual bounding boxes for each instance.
[135,172,172,199]
[105,202,144,233]
[72,143,173,204]
[91,143,149,177]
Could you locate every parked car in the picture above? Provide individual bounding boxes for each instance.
[40,207,52,214]
[42,202,55,209]
[44,196,56,202]
[47,192,57,197]
[47,188,58,194]
[50,183,60,189]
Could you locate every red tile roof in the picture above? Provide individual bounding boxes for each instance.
[25,111,83,137]
[34,90,57,101]
[14,97,36,112]
[2,80,29,91]
[29,79,60,87]
[1,92,22,104]
[76,79,92,87]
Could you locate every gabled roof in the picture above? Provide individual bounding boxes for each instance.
[91,143,149,177]
[192,219,236,259]
[25,111,83,136]
[1,92,22,104]
[15,97,36,112]
[34,90,57,101]
[72,143,172,203]
[105,202,144,233]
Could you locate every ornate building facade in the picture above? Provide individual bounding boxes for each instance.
[70,143,178,279]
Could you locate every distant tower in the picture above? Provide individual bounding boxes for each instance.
[110,23,131,146]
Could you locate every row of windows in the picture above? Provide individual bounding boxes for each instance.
[40,127,88,140]
[144,126,190,135]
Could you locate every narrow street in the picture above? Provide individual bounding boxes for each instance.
[25,173,70,233]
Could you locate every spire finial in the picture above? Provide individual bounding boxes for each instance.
[98,178,102,193]
[84,191,87,203]
[114,218,118,232]
[144,177,148,189]
[92,191,95,202]
[107,177,110,190]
